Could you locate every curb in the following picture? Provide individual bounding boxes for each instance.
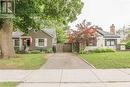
[77,54,96,69]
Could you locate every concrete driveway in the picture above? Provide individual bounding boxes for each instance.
[41,53,93,69]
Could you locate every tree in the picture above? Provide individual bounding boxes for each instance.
[0,0,83,58]
[56,27,67,43]
[68,20,96,52]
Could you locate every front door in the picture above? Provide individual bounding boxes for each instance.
[27,39,30,47]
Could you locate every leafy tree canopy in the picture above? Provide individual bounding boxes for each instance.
[13,0,83,33]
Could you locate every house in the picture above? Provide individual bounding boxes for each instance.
[12,29,57,51]
[84,24,121,51]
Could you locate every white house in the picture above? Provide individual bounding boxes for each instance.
[85,24,121,51]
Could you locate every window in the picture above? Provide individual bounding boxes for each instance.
[105,39,116,46]
[111,41,115,46]
[14,39,19,47]
[1,1,13,14]
[106,41,110,46]
[1,1,6,13]
[7,2,12,13]
[35,38,47,47]
[38,39,44,47]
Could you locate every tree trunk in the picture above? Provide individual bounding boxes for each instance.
[0,19,15,58]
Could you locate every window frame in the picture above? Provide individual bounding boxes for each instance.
[35,38,47,47]
[105,39,117,46]
[1,1,13,14]
[13,39,19,47]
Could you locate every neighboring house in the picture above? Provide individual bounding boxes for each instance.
[12,29,57,51]
[84,24,121,51]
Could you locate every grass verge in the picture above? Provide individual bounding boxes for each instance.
[80,52,130,69]
[0,54,46,69]
[0,82,18,87]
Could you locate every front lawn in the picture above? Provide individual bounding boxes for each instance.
[80,52,130,69]
[0,82,18,87]
[0,54,46,69]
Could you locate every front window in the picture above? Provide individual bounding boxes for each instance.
[14,39,19,47]
[38,39,44,47]
[106,41,110,46]
[1,1,13,14]
[105,39,116,46]
[1,1,6,13]
[111,41,115,46]
[7,2,12,13]
[35,38,47,47]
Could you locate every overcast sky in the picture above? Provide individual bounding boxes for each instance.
[69,0,130,31]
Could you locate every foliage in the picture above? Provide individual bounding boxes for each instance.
[79,48,86,54]
[90,48,115,53]
[56,28,67,43]
[13,0,84,34]
[68,20,97,53]
[79,48,115,54]
[46,48,53,53]
[80,52,130,69]
[32,48,53,53]
[126,41,130,49]
[29,50,41,54]
[68,20,96,44]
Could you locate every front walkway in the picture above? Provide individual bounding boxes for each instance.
[41,53,93,69]
[0,69,130,87]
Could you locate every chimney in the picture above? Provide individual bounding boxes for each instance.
[110,24,116,35]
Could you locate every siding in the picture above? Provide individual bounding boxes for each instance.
[29,30,53,50]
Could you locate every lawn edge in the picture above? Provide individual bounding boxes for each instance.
[78,54,96,69]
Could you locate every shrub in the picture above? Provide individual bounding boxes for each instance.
[91,48,115,53]
[35,48,53,53]
[79,48,86,54]
[46,48,53,53]
[16,50,29,54]
[126,41,130,49]
[29,50,41,54]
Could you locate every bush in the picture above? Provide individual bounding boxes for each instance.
[16,50,29,54]
[126,41,130,49]
[29,50,41,54]
[91,48,115,53]
[46,48,53,53]
[35,48,53,53]
[79,48,86,54]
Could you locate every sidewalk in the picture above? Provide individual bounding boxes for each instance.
[0,69,130,87]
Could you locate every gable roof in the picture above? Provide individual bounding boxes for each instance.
[12,29,56,38]
[96,29,120,38]
[12,31,24,38]
[41,28,56,38]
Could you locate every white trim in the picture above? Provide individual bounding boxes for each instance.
[13,39,20,47]
[19,38,22,50]
[35,38,47,47]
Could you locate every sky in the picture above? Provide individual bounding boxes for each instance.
[69,0,130,31]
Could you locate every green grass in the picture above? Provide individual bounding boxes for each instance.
[80,52,130,69]
[0,82,18,87]
[0,54,46,69]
